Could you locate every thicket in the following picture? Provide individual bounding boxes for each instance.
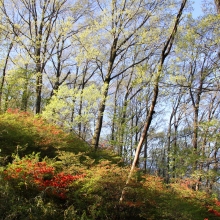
[0,110,220,220]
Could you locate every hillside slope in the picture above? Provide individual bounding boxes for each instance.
[0,109,220,220]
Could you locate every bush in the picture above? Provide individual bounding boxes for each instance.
[3,153,85,200]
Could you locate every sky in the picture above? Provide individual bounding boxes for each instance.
[192,1,203,17]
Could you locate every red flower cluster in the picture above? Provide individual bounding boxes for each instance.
[208,208,220,217]
[4,159,85,199]
[206,200,220,217]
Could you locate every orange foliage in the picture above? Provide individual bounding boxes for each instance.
[6,108,65,148]
[126,200,143,207]
[142,175,165,192]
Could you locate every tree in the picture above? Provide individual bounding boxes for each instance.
[0,0,90,113]
[42,82,102,141]
[172,10,219,188]
[165,89,183,183]
[120,0,188,202]
[75,0,163,150]
[3,66,35,111]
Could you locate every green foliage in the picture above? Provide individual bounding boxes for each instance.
[68,161,144,219]
[0,179,65,220]
[66,164,220,220]
[42,84,102,133]
[2,67,35,111]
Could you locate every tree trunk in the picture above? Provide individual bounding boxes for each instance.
[91,78,110,150]
[35,70,42,114]
[215,0,220,13]
[0,42,13,112]
[166,113,173,183]
[91,37,118,150]
[21,64,29,112]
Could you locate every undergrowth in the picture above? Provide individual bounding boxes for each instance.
[0,109,220,219]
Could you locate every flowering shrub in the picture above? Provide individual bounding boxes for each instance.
[206,199,220,217]
[4,155,85,199]
[208,208,220,217]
